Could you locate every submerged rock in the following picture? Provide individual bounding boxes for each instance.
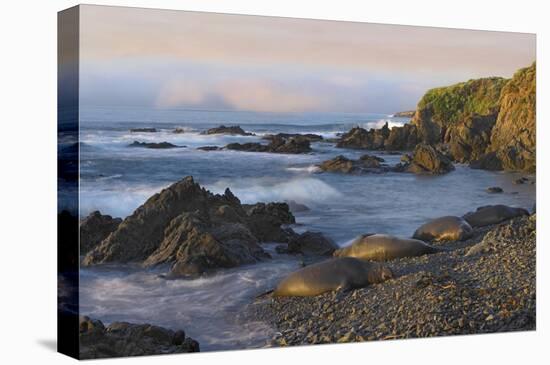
[130,128,157,133]
[80,211,122,254]
[486,187,503,193]
[203,125,254,136]
[83,176,295,277]
[128,141,179,149]
[79,316,199,359]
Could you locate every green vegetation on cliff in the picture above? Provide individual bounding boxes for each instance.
[415,77,506,127]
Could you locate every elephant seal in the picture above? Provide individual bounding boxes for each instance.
[463,205,529,227]
[273,257,393,297]
[413,216,473,242]
[333,234,445,261]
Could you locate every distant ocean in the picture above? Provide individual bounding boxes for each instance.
[77,106,535,351]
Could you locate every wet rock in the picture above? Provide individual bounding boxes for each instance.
[128,141,179,149]
[79,316,199,359]
[203,125,254,136]
[83,176,295,277]
[197,146,221,151]
[318,154,389,174]
[285,231,338,256]
[263,133,323,142]
[336,123,390,150]
[513,177,529,185]
[173,128,186,134]
[130,128,157,133]
[486,187,503,193]
[401,144,454,174]
[80,211,122,254]
[226,135,312,154]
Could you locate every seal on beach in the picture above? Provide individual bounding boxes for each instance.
[333,234,445,261]
[463,205,529,227]
[412,216,474,242]
[273,257,393,297]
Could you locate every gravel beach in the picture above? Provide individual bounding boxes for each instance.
[246,214,536,346]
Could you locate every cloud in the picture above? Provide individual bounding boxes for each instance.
[154,73,325,112]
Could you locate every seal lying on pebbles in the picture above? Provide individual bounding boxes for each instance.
[333,234,445,261]
[412,216,473,242]
[273,257,393,297]
[463,204,529,227]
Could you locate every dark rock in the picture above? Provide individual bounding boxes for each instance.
[203,125,254,136]
[336,123,390,150]
[286,231,338,256]
[401,144,454,174]
[128,141,179,149]
[513,177,529,185]
[226,135,311,154]
[80,211,122,254]
[79,316,199,359]
[446,113,497,163]
[486,187,503,193]
[318,154,389,174]
[197,146,221,151]
[83,176,295,277]
[173,128,186,134]
[262,133,323,142]
[470,151,503,171]
[130,128,157,133]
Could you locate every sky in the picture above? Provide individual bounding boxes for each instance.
[79,5,536,114]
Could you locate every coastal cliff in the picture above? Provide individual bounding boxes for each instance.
[338,63,536,172]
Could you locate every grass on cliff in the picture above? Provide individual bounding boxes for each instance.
[417,77,507,125]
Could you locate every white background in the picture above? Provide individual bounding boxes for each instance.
[0,0,547,364]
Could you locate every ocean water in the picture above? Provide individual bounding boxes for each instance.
[78,107,535,351]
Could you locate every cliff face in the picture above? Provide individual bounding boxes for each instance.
[485,63,536,172]
[410,63,535,172]
[411,77,506,145]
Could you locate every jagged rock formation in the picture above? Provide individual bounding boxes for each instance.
[318,154,391,174]
[83,176,295,277]
[80,211,122,254]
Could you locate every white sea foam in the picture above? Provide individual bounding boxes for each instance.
[285,165,321,173]
[365,119,406,130]
[208,177,341,205]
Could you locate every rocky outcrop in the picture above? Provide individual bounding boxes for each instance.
[130,128,157,133]
[79,316,199,359]
[226,135,312,154]
[80,211,122,254]
[399,144,454,174]
[393,110,415,118]
[262,133,323,142]
[336,122,419,151]
[473,63,536,172]
[128,141,179,149]
[318,154,390,174]
[197,146,221,151]
[445,113,497,163]
[83,176,295,277]
[203,125,254,136]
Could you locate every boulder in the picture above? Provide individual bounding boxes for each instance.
[80,211,122,254]
[128,141,179,149]
[79,316,199,359]
[286,231,338,256]
[486,187,503,193]
[402,144,454,174]
[83,176,295,276]
[203,125,254,136]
